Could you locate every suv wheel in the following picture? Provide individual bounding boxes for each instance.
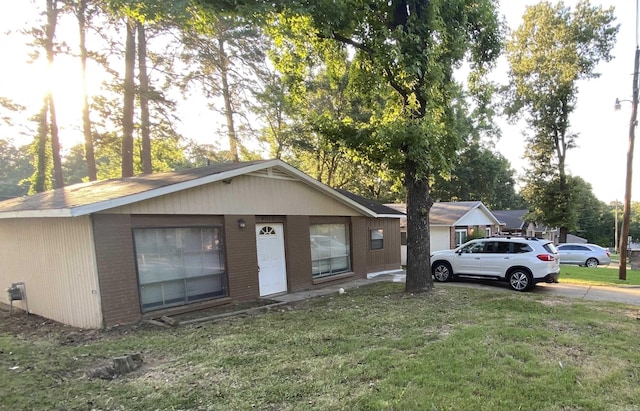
[508,269,533,292]
[432,262,453,282]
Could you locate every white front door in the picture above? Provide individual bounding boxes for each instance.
[256,223,287,296]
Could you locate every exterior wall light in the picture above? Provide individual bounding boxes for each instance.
[238,219,246,229]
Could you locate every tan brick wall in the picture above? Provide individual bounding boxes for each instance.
[224,215,259,302]
[92,214,141,327]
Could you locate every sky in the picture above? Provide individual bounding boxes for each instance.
[0,1,638,204]
[497,0,638,204]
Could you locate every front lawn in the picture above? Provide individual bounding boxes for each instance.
[560,264,640,286]
[1,282,639,410]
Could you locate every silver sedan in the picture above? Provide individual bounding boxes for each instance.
[556,243,611,268]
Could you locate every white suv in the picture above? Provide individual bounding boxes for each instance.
[430,237,560,291]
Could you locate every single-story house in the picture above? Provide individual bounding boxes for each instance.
[492,209,559,243]
[0,159,403,329]
[385,201,502,264]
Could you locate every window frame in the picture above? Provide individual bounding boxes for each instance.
[309,223,352,279]
[370,228,384,250]
[132,225,227,312]
[455,228,468,246]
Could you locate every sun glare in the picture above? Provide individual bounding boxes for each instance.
[0,3,107,149]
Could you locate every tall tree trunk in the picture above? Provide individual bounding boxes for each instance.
[48,95,63,188]
[77,0,97,181]
[33,97,50,193]
[137,21,152,174]
[46,0,63,188]
[218,38,239,162]
[558,149,568,243]
[122,16,136,178]
[404,158,435,293]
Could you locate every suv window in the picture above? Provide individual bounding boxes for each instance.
[543,243,558,253]
[513,243,532,253]
[484,241,511,254]
[461,242,485,253]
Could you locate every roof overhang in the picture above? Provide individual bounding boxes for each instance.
[0,160,382,219]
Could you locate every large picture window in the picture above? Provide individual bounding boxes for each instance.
[310,223,351,278]
[133,226,226,312]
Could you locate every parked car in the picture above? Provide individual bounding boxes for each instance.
[430,237,560,292]
[556,243,611,268]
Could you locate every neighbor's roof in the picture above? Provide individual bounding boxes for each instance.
[491,209,528,230]
[0,159,396,219]
[385,201,500,226]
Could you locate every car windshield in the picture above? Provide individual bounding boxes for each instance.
[543,243,558,254]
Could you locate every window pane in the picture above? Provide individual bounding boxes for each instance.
[371,229,384,250]
[134,226,227,312]
[310,223,351,278]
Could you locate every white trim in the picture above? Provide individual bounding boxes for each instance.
[366,268,405,279]
[375,214,404,219]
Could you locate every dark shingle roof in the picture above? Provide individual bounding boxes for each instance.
[334,189,404,216]
[491,209,528,230]
[429,201,483,225]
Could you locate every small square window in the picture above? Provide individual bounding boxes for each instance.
[370,229,384,250]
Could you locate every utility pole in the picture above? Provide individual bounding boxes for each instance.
[615,200,618,254]
[619,46,640,281]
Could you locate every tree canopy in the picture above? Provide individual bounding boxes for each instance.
[505,0,618,242]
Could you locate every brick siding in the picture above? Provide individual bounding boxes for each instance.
[92,214,141,327]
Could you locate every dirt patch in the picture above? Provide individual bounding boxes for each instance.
[153,298,283,325]
[0,306,79,339]
[0,305,156,344]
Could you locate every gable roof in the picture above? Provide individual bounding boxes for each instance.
[491,209,528,230]
[384,201,500,227]
[0,159,395,219]
[429,201,497,226]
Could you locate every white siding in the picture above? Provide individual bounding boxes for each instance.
[430,226,451,251]
[0,217,102,328]
[104,174,360,216]
[457,208,496,226]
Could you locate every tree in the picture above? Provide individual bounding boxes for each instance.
[76,0,98,181]
[568,176,614,247]
[505,1,618,243]
[431,142,523,210]
[122,15,136,177]
[180,14,268,162]
[26,0,66,192]
[254,0,502,292]
[137,20,152,174]
[0,138,32,200]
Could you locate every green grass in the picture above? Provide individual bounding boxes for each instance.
[560,264,640,286]
[2,282,640,410]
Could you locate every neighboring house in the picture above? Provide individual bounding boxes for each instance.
[385,201,502,264]
[566,234,587,244]
[0,159,403,329]
[492,209,559,243]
